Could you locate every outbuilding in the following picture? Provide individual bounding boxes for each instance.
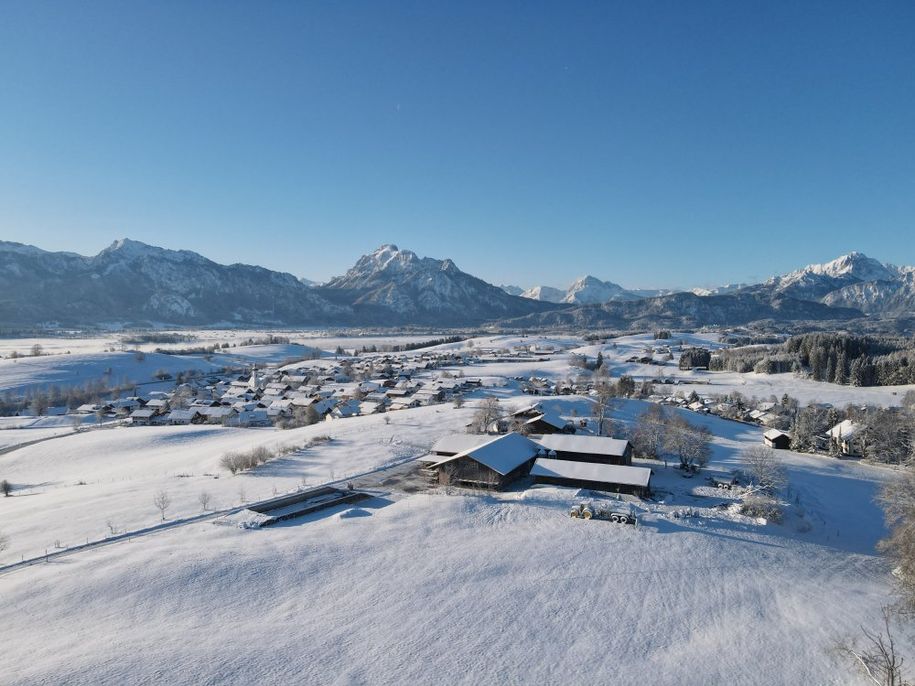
[763,429,791,450]
[530,458,651,497]
[534,434,633,465]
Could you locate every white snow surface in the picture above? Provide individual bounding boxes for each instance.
[0,331,911,685]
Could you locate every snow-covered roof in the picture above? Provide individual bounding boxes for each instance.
[530,458,651,488]
[130,408,158,418]
[535,434,630,457]
[167,409,201,421]
[431,433,540,475]
[763,429,789,440]
[524,411,569,430]
[431,434,487,456]
[828,419,861,439]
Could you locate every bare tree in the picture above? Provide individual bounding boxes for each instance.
[30,343,43,357]
[1,479,11,497]
[742,445,788,495]
[153,490,171,520]
[836,606,911,686]
[198,491,212,511]
[664,417,712,471]
[591,380,616,437]
[631,405,667,459]
[106,520,118,536]
[469,397,503,434]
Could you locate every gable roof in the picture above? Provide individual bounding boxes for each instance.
[430,432,540,475]
[535,434,630,457]
[763,429,789,441]
[524,410,569,431]
[828,419,861,439]
[431,434,487,456]
[531,458,651,488]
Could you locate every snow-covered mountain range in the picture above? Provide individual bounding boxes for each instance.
[0,240,553,327]
[1,239,911,328]
[747,252,915,315]
[0,239,349,326]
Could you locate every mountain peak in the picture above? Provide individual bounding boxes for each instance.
[776,252,896,285]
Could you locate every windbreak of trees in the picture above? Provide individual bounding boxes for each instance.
[712,333,915,387]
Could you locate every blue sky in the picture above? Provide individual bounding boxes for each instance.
[1,1,913,290]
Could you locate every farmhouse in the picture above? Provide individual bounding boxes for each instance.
[165,409,205,425]
[534,434,632,465]
[530,458,652,496]
[129,407,160,426]
[763,429,791,450]
[429,432,540,490]
[828,419,863,456]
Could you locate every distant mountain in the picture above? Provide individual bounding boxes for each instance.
[747,252,915,315]
[319,244,559,325]
[498,284,524,296]
[0,239,348,327]
[521,285,566,303]
[563,275,638,304]
[689,283,747,297]
[521,276,666,304]
[503,291,863,330]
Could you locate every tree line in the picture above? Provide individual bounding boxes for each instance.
[710,333,915,386]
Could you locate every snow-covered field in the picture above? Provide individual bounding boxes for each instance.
[0,350,223,395]
[0,330,910,684]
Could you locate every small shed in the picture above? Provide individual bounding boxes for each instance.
[530,458,651,497]
[763,429,791,450]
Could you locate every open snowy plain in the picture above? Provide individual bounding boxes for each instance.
[0,332,910,685]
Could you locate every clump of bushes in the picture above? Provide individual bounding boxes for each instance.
[219,436,333,474]
[220,446,274,474]
[740,495,782,523]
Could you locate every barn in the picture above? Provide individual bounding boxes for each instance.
[428,434,492,458]
[530,458,652,497]
[763,429,791,450]
[428,433,541,490]
[534,434,632,465]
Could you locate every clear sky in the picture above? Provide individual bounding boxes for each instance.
[1,1,914,290]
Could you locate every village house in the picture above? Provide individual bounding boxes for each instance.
[828,419,863,456]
